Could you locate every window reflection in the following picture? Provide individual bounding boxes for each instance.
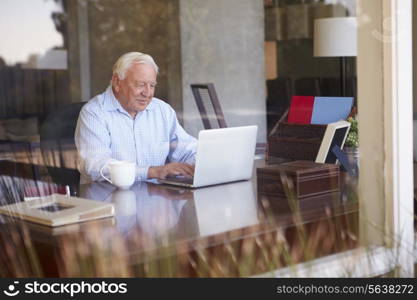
[0,0,374,278]
[0,0,69,159]
[0,0,65,68]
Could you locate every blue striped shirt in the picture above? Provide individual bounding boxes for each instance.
[75,86,197,183]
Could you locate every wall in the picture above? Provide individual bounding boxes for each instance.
[180,0,267,142]
[67,0,82,103]
[276,39,341,80]
[86,0,182,111]
[324,0,356,16]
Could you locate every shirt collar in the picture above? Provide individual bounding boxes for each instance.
[102,86,121,112]
[103,85,155,113]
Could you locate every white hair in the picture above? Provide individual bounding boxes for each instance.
[111,52,159,83]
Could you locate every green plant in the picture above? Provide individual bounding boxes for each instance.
[345,117,358,148]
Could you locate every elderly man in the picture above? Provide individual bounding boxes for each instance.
[75,52,196,183]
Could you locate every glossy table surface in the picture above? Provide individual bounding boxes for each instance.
[0,160,359,277]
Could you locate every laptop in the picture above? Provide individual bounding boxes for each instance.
[158,125,258,188]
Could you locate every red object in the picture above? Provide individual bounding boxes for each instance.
[287,96,315,124]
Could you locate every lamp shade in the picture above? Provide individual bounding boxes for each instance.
[314,17,357,57]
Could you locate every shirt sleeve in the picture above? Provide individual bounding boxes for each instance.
[167,110,197,165]
[75,106,116,181]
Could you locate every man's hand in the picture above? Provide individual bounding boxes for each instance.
[148,162,194,179]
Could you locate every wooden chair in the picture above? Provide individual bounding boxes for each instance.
[191,83,267,155]
[190,83,227,129]
[39,102,86,195]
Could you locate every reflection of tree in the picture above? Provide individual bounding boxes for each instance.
[50,0,68,49]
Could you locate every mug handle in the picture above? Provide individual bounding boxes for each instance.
[100,165,113,184]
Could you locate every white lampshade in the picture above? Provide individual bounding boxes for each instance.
[314,17,357,57]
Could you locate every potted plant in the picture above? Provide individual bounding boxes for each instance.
[344,117,359,166]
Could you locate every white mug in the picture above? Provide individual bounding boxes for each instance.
[100,161,136,189]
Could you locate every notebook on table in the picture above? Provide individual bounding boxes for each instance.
[0,194,114,227]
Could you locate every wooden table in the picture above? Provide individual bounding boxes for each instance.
[0,160,359,277]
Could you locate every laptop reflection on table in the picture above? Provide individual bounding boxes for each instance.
[193,180,258,236]
[173,180,259,238]
[158,125,258,188]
